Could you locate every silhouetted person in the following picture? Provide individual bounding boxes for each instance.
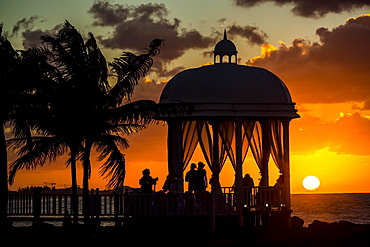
[139,169,158,194]
[195,162,207,193]
[209,174,222,193]
[162,175,171,192]
[162,175,179,193]
[243,174,254,207]
[185,163,198,192]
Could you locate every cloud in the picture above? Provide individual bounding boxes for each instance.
[291,112,370,155]
[88,1,217,63]
[130,77,167,102]
[232,0,370,18]
[20,24,62,49]
[214,18,268,45]
[88,2,270,79]
[10,16,39,37]
[228,24,268,45]
[247,14,370,105]
[8,16,61,49]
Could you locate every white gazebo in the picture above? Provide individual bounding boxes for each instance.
[157,31,299,213]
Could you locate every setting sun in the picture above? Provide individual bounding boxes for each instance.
[302,176,321,191]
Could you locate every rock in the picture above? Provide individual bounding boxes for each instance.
[308,220,330,234]
[326,220,355,233]
[290,216,304,229]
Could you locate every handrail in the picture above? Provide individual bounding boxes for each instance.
[8,186,286,219]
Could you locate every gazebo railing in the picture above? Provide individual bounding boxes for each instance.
[7,186,285,221]
[222,186,286,210]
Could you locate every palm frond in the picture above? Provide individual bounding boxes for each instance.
[99,122,145,136]
[107,39,164,104]
[8,137,67,185]
[94,135,128,192]
[107,99,157,125]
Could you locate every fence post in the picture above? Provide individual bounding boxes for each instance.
[211,191,216,231]
[32,187,42,228]
[114,192,120,227]
[95,188,101,228]
[123,192,130,229]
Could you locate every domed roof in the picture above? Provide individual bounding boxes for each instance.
[157,33,299,119]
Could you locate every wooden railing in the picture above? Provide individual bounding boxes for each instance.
[7,186,286,221]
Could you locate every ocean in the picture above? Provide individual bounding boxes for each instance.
[291,193,370,226]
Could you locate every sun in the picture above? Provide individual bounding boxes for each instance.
[302,176,320,191]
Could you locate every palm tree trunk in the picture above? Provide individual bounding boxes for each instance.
[70,147,78,224]
[82,140,92,224]
[0,126,8,229]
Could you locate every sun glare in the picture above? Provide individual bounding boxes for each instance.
[302,176,320,191]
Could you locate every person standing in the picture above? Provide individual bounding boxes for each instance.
[242,174,254,207]
[139,169,158,194]
[195,162,207,193]
[185,163,198,193]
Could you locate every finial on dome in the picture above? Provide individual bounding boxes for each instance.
[213,30,238,64]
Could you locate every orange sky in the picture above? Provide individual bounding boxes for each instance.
[3,2,370,194]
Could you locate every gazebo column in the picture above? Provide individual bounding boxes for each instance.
[282,119,291,208]
[210,121,220,186]
[211,121,220,232]
[167,119,184,193]
[261,119,271,187]
[235,120,243,226]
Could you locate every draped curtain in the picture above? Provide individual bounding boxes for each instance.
[197,121,233,182]
[270,120,284,173]
[249,121,263,172]
[178,119,285,185]
[182,121,200,171]
[223,121,255,171]
[241,121,255,167]
[219,121,235,169]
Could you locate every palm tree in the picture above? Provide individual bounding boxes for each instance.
[0,23,18,229]
[0,23,54,228]
[8,21,165,222]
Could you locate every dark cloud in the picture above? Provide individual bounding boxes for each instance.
[228,24,268,45]
[88,2,270,79]
[88,1,130,26]
[130,78,167,102]
[247,14,370,104]
[10,16,39,37]
[232,0,370,18]
[151,62,186,79]
[88,1,217,63]
[7,16,61,49]
[21,24,62,49]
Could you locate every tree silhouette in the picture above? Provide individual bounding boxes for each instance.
[7,21,165,222]
[0,23,55,228]
[0,23,18,229]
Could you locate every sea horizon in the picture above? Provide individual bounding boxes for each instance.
[291,193,370,226]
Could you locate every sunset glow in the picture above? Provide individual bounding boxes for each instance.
[2,1,370,194]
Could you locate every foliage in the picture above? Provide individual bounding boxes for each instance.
[6,21,165,193]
